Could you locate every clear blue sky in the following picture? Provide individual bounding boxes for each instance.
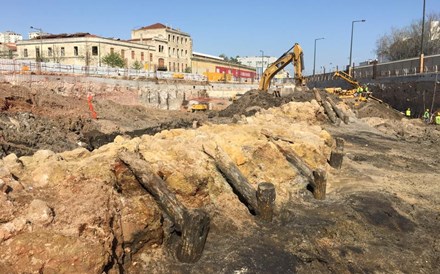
[2,0,439,75]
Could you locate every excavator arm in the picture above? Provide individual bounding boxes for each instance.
[258,43,305,91]
[333,70,360,89]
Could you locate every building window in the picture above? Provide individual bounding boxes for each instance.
[92,46,98,56]
[60,47,65,56]
[74,46,78,56]
[168,34,170,41]
[131,50,135,59]
[36,48,40,58]
[110,47,114,54]
[141,52,144,61]
[24,49,28,57]
[169,62,171,71]
[177,37,179,43]
[150,53,152,62]
[181,49,183,57]
[168,47,171,56]
[48,47,53,56]
[185,50,187,56]
[173,35,175,42]
[121,49,125,58]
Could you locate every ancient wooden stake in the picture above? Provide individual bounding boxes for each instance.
[271,141,327,200]
[312,88,323,104]
[203,144,259,214]
[118,151,210,263]
[176,209,210,263]
[322,100,338,124]
[311,169,327,200]
[329,137,345,169]
[256,182,276,222]
[327,97,349,124]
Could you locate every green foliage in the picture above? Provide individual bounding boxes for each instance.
[376,13,440,61]
[131,60,143,70]
[184,66,192,73]
[219,54,241,64]
[102,52,125,68]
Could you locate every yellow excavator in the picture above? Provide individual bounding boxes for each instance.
[331,70,369,102]
[258,43,305,92]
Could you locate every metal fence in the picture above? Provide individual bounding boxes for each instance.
[308,54,440,82]
[0,59,207,82]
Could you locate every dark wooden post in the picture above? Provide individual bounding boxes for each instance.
[177,209,210,262]
[203,144,259,214]
[271,141,327,200]
[323,100,339,124]
[118,151,210,263]
[312,88,323,104]
[327,97,349,124]
[329,137,345,169]
[256,182,276,222]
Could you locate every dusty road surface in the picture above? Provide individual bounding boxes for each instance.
[1,81,439,273]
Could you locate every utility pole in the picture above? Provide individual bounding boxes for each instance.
[420,0,426,73]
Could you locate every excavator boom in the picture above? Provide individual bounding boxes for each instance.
[258,43,305,91]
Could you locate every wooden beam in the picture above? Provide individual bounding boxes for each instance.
[329,137,345,169]
[256,182,276,222]
[203,144,259,214]
[327,97,349,124]
[118,151,210,263]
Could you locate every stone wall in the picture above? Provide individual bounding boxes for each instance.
[0,74,257,110]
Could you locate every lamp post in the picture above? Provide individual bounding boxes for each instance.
[313,37,324,77]
[30,26,43,62]
[348,19,366,76]
[420,0,426,73]
[260,50,264,79]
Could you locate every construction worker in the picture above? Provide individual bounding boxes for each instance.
[356,86,363,97]
[405,108,411,118]
[436,112,440,125]
[423,109,430,123]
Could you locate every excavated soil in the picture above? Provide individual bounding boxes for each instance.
[1,81,440,274]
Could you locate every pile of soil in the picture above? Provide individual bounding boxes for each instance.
[218,88,327,117]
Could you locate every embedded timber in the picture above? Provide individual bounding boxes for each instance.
[329,137,345,169]
[323,100,339,124]
[118,150,210,263]
[327,97,349,124]
[203,144,259,214]
[256,182,276,222]
[271,141,327,200]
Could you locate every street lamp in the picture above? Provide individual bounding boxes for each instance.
[260,50,264,78]
[348,19,366,76]
[313,37,324,77]
[30,26,43,61]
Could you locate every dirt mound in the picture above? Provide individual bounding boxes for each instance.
[218,89,318,117]
[355,99,404,120]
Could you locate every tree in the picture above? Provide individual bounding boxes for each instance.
[184,67,192,73]
[376,13,440,61]
[102,52,125,68]
[131,60,143,70]
[219,54,241,64]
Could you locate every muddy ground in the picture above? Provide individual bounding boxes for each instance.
[1,81,440,273]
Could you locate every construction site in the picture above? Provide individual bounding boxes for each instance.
[0,34,440,274]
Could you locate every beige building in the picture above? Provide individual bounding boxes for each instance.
[131,23,192,72]
[16,33,155,69]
